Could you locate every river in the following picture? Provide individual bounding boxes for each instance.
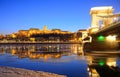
[0,44,120,77]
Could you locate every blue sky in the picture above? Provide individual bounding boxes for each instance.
[0,0,120,34]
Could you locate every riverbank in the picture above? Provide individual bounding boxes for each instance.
[0,42,81,44]
[0,66,66,77]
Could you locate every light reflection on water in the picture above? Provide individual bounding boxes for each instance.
[86,54,120,77]
[0,44,120,77]
[0,44,83,60]
[0,44,87,77]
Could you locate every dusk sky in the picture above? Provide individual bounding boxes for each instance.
[0,0,120,34]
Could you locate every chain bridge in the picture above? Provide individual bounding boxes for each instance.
[83,6,120,51]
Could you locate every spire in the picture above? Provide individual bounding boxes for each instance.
[43,25,47,31]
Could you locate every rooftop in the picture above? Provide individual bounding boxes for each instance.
[91,6,113,10]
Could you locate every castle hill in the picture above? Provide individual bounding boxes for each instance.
[0,0,120,77]
[0,25,86,43]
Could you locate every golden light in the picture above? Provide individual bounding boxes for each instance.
[11,34,16,38]
[72,46,77,54]
[106,58,116,66]
[11,49,16,55]
[101,24,104,28]
[106,62,116,66]
[92,28,99,32]
[30,38,35,42]
[55,54,61,58]
[89,27,99,34]
[106,35,116,41]
[113,17,117,21]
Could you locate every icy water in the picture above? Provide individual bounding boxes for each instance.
[0,44,120,77]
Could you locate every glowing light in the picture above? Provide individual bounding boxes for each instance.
[30,38,35,42]
[107,62,116,66]
[11,49,16,55]
[106,35,116,41]
[101,24,104,28]
[98,35,105,41]
[113,17,118,22]
[92,28,99,32]
[49,46,51,48]
[106,58,116,66]
[99,59,105,66]
[89,72,91,75]
[114,17,117,20]
[11,34,16,38]
[87,68,90,71]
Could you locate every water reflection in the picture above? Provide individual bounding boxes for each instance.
[0,44,83,61]
[0,44,87,77]
[1,44,120,77]
[86,55,120,77]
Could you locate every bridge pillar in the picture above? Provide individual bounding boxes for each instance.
[89,6,114,34]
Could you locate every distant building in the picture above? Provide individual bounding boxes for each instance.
[43,25,47,31]
[17,25,72,37]
[51,29,61,34]
[77,29,88,39]
[18,30,28,36]
[77,29,87,33]
[28,28,40,36]
[62,31,71,34]
[4,25,87,42]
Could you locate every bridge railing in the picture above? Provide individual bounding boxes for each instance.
[99,17,120,30]
[109,18,120,26]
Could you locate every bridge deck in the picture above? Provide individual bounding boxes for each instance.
[85,51,120,56]
[92,20,120,35]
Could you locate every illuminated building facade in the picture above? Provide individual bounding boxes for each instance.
[0,25,84,42]
[17,25,72,37]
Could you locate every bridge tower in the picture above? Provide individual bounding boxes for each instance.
[83,6,120,52]
[89,6,114,34]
